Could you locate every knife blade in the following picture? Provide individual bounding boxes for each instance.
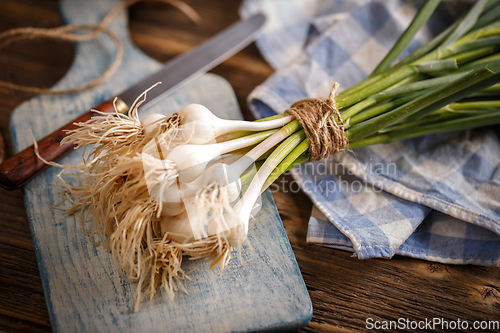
[120,13,266,108]
[0,13,266,190]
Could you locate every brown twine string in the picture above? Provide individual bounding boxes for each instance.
[0,0,201,95]
[286,82,347,161]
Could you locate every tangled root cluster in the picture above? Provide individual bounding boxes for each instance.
[56,96,234,312]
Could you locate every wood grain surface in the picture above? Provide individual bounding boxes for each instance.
[0,1,498,332]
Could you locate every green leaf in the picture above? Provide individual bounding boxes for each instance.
[370,0,441,76]
[439,0,489,49]
[346,67,500,141]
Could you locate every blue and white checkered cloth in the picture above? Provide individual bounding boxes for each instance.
[241,0,500,265]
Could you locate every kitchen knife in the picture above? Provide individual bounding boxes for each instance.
[0,13,266,190]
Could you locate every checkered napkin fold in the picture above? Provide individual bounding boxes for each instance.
[240,0,500,265]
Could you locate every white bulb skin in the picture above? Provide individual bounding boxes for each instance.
[202,163,231,185]
[179,103,217,124]
[178,104,219,144]
[160,211,195,244]
[141,113,167,134]
[166,144,218,183]
[161,182,182,203]
[158,182,184,216]
[160,182,202,216]
[179,182,202,200]
[201,163,241,202]
[178,103,295,144]
[224,180,242,203]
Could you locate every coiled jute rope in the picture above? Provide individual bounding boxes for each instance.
[0,0,200,95]
[286,82,347,161]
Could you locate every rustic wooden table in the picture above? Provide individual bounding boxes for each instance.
[0,1,499,332]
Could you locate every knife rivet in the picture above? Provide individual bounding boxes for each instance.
[112,97,129,115]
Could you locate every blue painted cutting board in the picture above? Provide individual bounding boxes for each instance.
[9,0,312,332]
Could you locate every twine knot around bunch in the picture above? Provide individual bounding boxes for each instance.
[286,82,347,161]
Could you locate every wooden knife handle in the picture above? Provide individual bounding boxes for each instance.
[0,99,128,190]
